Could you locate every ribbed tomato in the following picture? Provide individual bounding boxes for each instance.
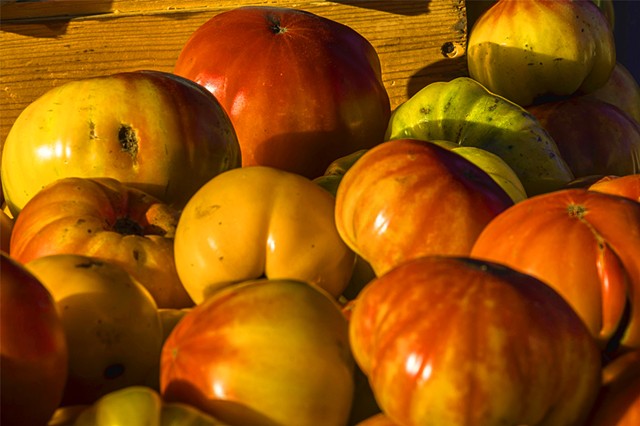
[471,188,640,352]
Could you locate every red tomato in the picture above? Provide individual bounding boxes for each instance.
[349,256,601,426]
[1,252,68,426]
[174,6,390,179]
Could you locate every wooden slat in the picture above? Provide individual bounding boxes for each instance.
[0,1,469,149]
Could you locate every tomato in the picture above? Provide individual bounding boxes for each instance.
[71,386,226,426]
[335,139,513,277]
[385,77,574,196]
[25,254,164,406]
[1,70,240,216]
[588,174,640,202]
[467,0,615,106]
[471,188,640,352]
[1,252,68,426]
[161,279,354,426]
[10,176,192,308]
[174,6,390,179]
[349,256,601,426]
[174,166,355,304]
[527,97,640,178]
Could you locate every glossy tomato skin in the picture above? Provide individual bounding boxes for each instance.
[335,139,514,277]
[1,70,241,216]
[471,188,640,351]
[350,256,601,426]
[1,252,68,426]
[174,166,355,304]
[527,97,640,178]
[10,176,192,309]
[160,279,354,426]
[174,6,391,179]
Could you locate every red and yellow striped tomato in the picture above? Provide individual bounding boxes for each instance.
[10,176,192,309]
[1,70,240,216]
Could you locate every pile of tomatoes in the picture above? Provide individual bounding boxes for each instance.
[2,2,639,426]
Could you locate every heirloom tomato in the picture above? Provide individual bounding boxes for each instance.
[174,166,355,304]
[72,386,226,426]
[586,62,640,124]
[1,70,240,216]
[385,77,573,195]
[10,176,192,308]
[467,0,616,106]
[174,6,390,179]
[527,97,640,178]
[350,256,601,426]
[161,279,354,426]
[25,254,163,406]
[471,188,640,352]
[335,139,513,277]
[588,174,640,202]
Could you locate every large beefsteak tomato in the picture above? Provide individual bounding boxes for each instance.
[335,139,513,277]
[467,0,616,106]
[173,6,390,179]
[349,256,601,426]
[160,279,354,426]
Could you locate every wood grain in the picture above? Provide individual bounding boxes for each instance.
[0,1,469,149]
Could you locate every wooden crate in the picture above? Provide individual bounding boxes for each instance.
[0,0,469,150]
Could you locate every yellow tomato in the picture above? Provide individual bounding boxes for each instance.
[174,166,355,304]
[25,254,163,406]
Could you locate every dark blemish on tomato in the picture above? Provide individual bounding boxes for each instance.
[104,363,125,380]
[113,217,144,236]
[118,124,138,161]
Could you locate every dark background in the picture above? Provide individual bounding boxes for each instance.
[613,1,639,81]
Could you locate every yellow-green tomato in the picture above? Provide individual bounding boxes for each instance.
[174,166,355,304]
[430,140,527,203]
[72,386,226,426]
[385,77,574,196]
[24,254,163,406]
[467,0,616,106]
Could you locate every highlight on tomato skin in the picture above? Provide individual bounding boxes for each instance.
[159,278,355,426]
[173,6,391,180]
[348,255,602,426]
